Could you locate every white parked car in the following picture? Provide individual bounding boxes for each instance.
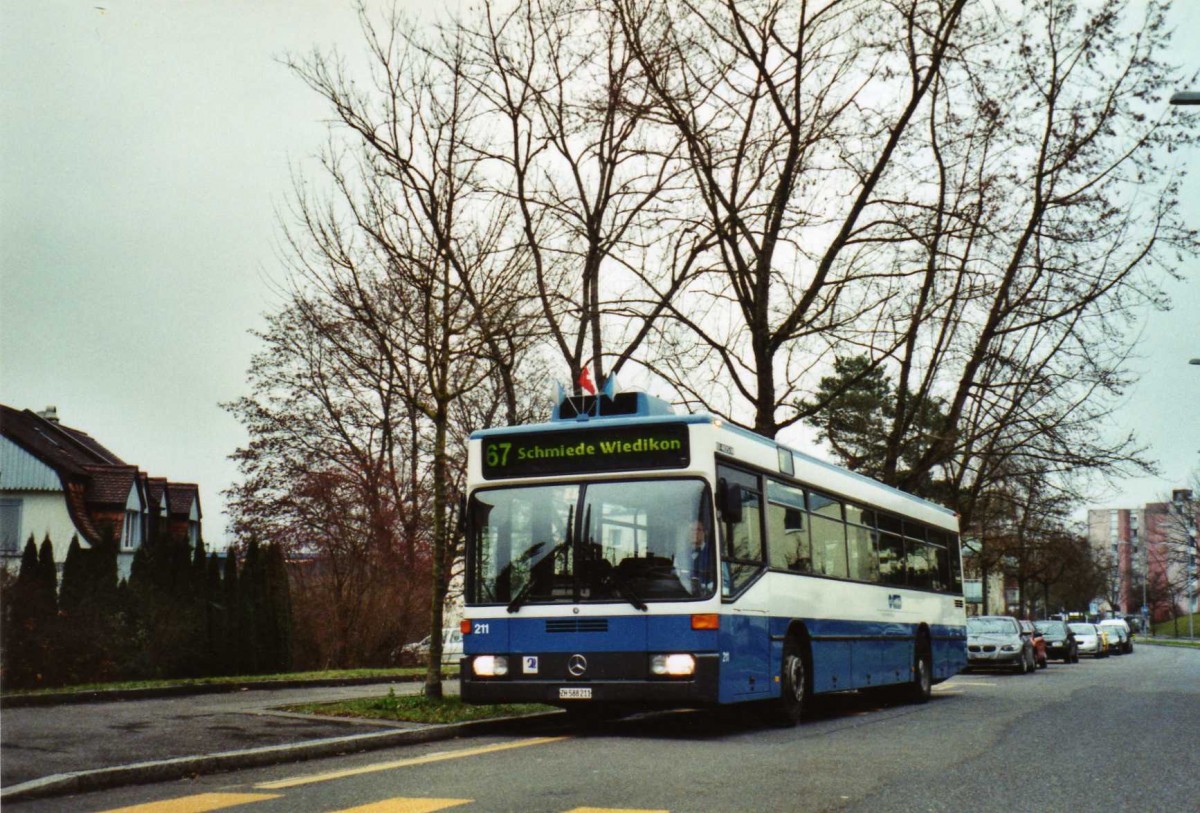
[400,628,464,666]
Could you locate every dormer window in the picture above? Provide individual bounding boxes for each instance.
[123,509,141,550]
[187,496,200,548]
[122,482,144,550]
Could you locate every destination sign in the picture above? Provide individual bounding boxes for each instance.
[480,423,690,479]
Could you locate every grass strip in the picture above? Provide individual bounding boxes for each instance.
[1137,638,1200,649]
[1,668,440,698]
[1150,613,1200,638]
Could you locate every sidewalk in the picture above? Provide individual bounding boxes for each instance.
[0,678,558,803]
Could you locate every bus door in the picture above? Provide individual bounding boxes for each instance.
[716,465,771,702]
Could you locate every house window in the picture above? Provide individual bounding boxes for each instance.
[0,498,21,553]
[122,509,142,550]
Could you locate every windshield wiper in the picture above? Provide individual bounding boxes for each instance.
[506,577,537,614]
[508,505,573,614]
[609,570,648,612]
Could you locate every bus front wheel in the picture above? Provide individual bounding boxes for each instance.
[775,637,808,725]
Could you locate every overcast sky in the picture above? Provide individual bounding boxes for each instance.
[2,1,1197,548]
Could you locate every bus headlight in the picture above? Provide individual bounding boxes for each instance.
[473,655,509,677]
[650,654,696,677]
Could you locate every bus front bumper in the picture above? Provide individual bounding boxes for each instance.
[460,652,720,707]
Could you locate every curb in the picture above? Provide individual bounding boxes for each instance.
[0,711,564,804]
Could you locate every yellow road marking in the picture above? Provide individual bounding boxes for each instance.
[98,792,280,813]
[330,799,473,813]
[255,737,569,790]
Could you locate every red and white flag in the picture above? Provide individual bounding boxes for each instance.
[578,367,596,395]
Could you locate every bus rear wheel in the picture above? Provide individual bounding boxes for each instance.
[774,637,808,726]
[906,640,932,704]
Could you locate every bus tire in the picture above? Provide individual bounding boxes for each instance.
[906,638,932,704]
[775,636,808,725]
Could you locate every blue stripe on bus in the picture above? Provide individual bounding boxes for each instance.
[463,615,721,654]
[464,614,966,704]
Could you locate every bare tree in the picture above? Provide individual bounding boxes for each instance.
[224,305,430,668]
[617,0,969,436]
[743,1,1197,526]
[962,466,1082,617]
[465,0,695,392]
[875,0,1197,516]
[279,8,543,695]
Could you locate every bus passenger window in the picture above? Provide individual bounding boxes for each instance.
[846,523,878,582]
[767,480,808,571]
[927,529,953,591]
[809,514,847,578]
[877,531,906,586]
[768,502,809,571]
[930,543,949,591]
[906,541,936,589]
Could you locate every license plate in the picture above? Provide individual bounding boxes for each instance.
[558,687,592,700]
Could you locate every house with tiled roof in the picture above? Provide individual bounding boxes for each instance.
[0,404,202,577]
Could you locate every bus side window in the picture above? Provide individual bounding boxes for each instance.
[717,465,764,594]
[846,523,878,582]
[877,530,907,586]
[767,479,809,572]
[808,490,848,579]
[728,489,763,562]
[928,528,958,592]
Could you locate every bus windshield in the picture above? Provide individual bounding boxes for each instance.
[468,478,714,606]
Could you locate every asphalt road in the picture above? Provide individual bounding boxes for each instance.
[8,645,1200,812]
[0,680,444,788]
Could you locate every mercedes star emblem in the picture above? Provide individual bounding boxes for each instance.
[567,653,588,677]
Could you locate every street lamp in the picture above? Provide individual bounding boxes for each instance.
[1173,91,1199,634]
[1190,361,1199,639]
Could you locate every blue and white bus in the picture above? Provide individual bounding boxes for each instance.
[460,391,966,723]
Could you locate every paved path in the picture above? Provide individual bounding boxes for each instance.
[0,680,455,791]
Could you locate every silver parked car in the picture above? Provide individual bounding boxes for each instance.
[966,615,1035,673]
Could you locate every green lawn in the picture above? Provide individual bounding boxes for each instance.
[1149,612,1200,640]
[1138,638,1200,649]
[0,667,442,698]
[284,689,555,724]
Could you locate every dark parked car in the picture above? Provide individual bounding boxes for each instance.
[1100,619,1134,654]
[1034,620,1079,663]
[1102,624,1128,655]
